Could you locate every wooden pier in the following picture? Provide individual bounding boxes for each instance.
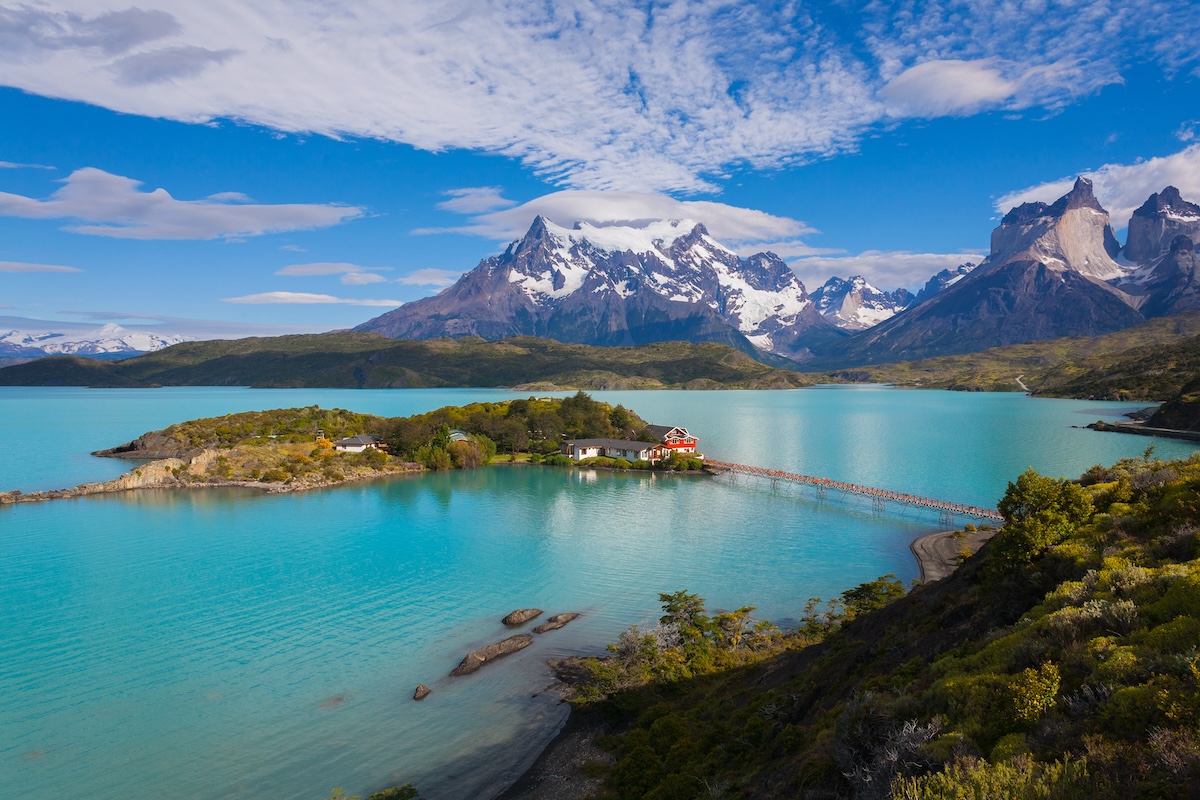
[705,460,1004,524]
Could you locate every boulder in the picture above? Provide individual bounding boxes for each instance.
[533,613,579,634]
[450,634,534,676]
[413,684,431,701]
[502,608,543,626]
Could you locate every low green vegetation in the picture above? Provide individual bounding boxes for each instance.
[563,451,1200,798]
[0,333,812,389]
[99,393,703,485]
[855,311,1200,399]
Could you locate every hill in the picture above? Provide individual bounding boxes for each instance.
[851,311,1200,399]
[0,333,813,390]
[537,454,1200,798]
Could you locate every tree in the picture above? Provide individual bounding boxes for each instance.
[840,574,905,618]
[993,468,1093,569]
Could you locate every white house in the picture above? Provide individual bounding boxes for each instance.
[562,438,665,462]
[333,434,383,453]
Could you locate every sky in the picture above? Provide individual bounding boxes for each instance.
[2,0,1199,339]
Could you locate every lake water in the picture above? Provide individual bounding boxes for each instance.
[1,386,1195,800]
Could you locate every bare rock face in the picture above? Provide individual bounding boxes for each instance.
[449,634,534,676]
[502,608,543,626]
[413,684,431,701]
[1124,186,1200,265]
[533,612,579,634]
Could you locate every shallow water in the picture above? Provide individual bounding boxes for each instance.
[0,386,1193,799]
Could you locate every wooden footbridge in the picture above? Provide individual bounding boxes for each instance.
[705,460,1004,524]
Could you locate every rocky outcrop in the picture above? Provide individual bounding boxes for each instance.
[413,684,431,701]
[449,634,534,676]
[533,613,579,634]
[1135,236,1200,318]
[93,429,199,460]
[1,456,190,504]
[355,216,840,363]
[502,608,543,626]
[1124,186,1200,265]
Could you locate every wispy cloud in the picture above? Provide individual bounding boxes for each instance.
[274,261,391,285]
[0,260,81,272]
[437,187,518,215]
[0,161,54,170]
[397,268,461,287]
[995,143,1200,226]
[0,167,363,239]
[880,58,1112,118]
[223,291,400,307]
[422,189,818,250]
[3,2,1195,192]
[789,250,984,292]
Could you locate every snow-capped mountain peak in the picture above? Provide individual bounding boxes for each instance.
[358,215,836,360]
[0,321,189,357]
[810,275,913,331]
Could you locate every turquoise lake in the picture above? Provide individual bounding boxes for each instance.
[2,386,1196,799]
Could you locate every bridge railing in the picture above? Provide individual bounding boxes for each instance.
[705,459,1003,522]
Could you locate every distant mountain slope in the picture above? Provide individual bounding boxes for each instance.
[0,333,813,389]
[356,217,843,362]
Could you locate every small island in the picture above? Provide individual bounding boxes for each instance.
[0,392,706,505]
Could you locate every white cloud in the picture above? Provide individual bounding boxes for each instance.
[397,268,461,287]
[995,143,1200,226]
[788,250,983,292]
[0,167,363,239]
[0,260,81,272]
[880,58,1111,117]
[0,161,54,170]
[423,189,817,247]
[437,187,518,215]
[275,261,391,285]
[223,291,400,307]
[110,45,238,85]
[4,2,1194,192]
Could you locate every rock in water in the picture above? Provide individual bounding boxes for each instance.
[450,635,534,677]
[502,608,543,626]
[533,613,579,634]
[413,684,431,701]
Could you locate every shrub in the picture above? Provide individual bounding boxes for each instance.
[1007,663,1060,725]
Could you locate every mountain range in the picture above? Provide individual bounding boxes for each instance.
[0,320,188,366]
[356,179,1200,366]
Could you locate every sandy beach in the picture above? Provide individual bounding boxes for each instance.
[909,527,998,582]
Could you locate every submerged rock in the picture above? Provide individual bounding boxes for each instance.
[533,613,579,634]
[502,608,543,626]
[450,634,534,676]
[413,684,431,701]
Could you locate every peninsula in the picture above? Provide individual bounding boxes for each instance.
[1,393,702,505]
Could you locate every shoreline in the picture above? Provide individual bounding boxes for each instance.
[909,527,998,583]
[499,526,1002,799]
[0,451,422,506]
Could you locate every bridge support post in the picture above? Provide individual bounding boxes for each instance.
[940,510,954,527]
[816,486,827,501]
[872,496,885,512]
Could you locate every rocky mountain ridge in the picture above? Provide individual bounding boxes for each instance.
[359,178,1200,367]
[810,276,914,331]
[356,216,841,361]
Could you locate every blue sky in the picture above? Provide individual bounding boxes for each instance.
[2,1,1199,339]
